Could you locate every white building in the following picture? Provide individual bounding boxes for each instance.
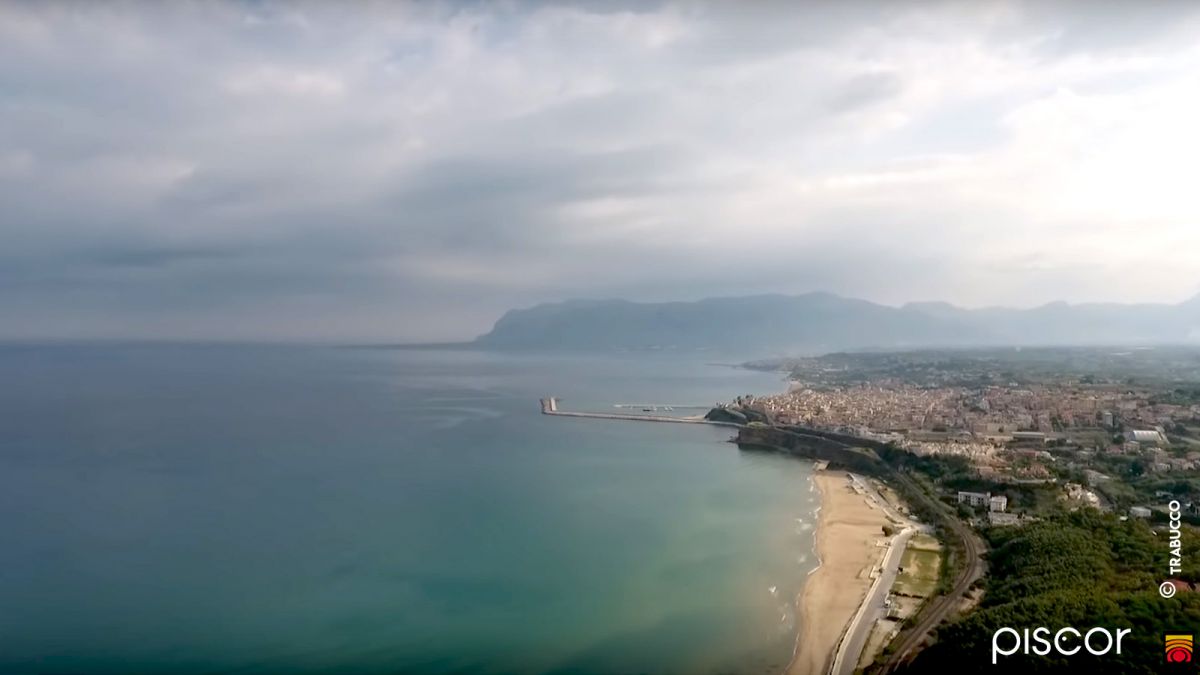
[957,491,1008,512]
[1130,506,1153,518]
[960,487,998,504]
[957,491,990,508]
[1128,429,1167,446]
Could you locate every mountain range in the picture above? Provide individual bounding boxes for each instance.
[473,292,1200,354]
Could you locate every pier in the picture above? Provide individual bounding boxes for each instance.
[540,397,739,427]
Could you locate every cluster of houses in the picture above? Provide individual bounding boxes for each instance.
[956,490,1023,526]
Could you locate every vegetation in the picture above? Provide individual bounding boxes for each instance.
[898,510,1200,673]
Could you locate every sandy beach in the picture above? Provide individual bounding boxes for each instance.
[788,471,892,675]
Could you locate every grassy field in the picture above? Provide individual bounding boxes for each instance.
[893,534,941,598]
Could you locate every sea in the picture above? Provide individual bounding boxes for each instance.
[0,344,821,675]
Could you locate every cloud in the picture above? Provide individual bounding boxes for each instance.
[1,1,1199,342]
[223,66,346,98]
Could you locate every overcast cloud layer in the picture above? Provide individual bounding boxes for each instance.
[3,1,1200,342]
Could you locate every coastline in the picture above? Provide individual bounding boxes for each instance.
[788,470,892,675]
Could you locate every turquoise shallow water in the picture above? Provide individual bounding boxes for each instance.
[0,345,819,674]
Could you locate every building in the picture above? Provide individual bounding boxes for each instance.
[957,491,991,508]
[989,495,1008,512]
[1011,431,1048,446]
[1064,483,1102,510]
[1128,429,1166,446]
[1130,506,1153,519]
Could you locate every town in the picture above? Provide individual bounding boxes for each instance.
[729,347,1200,524]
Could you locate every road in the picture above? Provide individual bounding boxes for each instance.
[831,524,915,675]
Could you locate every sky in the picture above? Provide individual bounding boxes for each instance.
[3,1,1200,342]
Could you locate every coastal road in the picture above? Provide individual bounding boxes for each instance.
[831,525,915,675]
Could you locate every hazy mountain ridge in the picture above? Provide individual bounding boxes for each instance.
[475,292,1200,353]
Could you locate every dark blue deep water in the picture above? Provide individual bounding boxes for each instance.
[0,345,819,674]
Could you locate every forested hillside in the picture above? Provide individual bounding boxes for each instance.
[898,511,1200,673]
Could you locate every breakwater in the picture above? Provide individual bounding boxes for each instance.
[540,397,741,426]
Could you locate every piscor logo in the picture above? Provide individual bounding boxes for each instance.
[991,627,1131,664]
[1165,634,1193,663]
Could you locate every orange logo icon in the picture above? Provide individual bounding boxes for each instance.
[1166,634,1192,663]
